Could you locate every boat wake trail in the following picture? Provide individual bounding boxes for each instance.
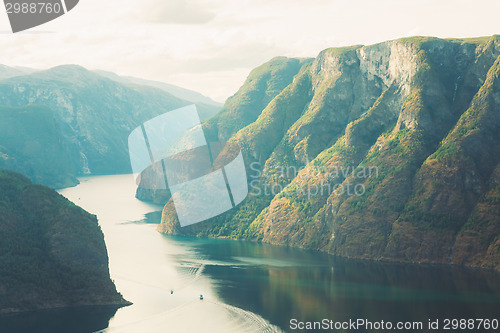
[206,300,285,333]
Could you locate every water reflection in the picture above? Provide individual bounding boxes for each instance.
[182,238,500,332]
[59,175,284,333]
[2,175,498,333]
[0,306,120,333]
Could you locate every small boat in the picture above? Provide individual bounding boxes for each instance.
[170,290,173,295]
[200,295,204,300]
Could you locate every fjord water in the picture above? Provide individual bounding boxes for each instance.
[2,174,500,333]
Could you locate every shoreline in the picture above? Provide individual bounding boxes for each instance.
[160,232,500,274]
[0,300,132,317]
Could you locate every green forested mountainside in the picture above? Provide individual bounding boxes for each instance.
[0,169,128,314]
[0,65,220,188]
[203,56,313,142]
[158,35,500,271]
[136,56,312,203]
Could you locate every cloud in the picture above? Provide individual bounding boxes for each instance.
[1,0,500,102]
[143,0,216,25]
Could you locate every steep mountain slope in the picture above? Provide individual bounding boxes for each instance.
[135,56,311,203]
[159,36,500,271]
[0,169,128,314]
[0,65,218,188]
[203,56,313,142]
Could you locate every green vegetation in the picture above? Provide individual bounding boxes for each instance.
[444,35,497,46]
[202,57,312,142]
[430,142,461,161]
[191,194,273,241]
[233,67,314,165]
[397,36,440,47]
[322,45,363,57]
[0,169,127,314]
[155,36,500,270]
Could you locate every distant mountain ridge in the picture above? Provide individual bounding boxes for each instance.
[0,64,221,188]
[0,65,37,81]
[157,35,500,271]
[94,70,222,107]
[0,64,221,107]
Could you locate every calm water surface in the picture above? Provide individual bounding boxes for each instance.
[1,174,500,332]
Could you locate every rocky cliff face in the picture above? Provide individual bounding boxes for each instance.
[0,169,128,314]
[0,65,220,188]
[158,36,500,271]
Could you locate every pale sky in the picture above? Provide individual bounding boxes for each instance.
[1,0,499,102]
